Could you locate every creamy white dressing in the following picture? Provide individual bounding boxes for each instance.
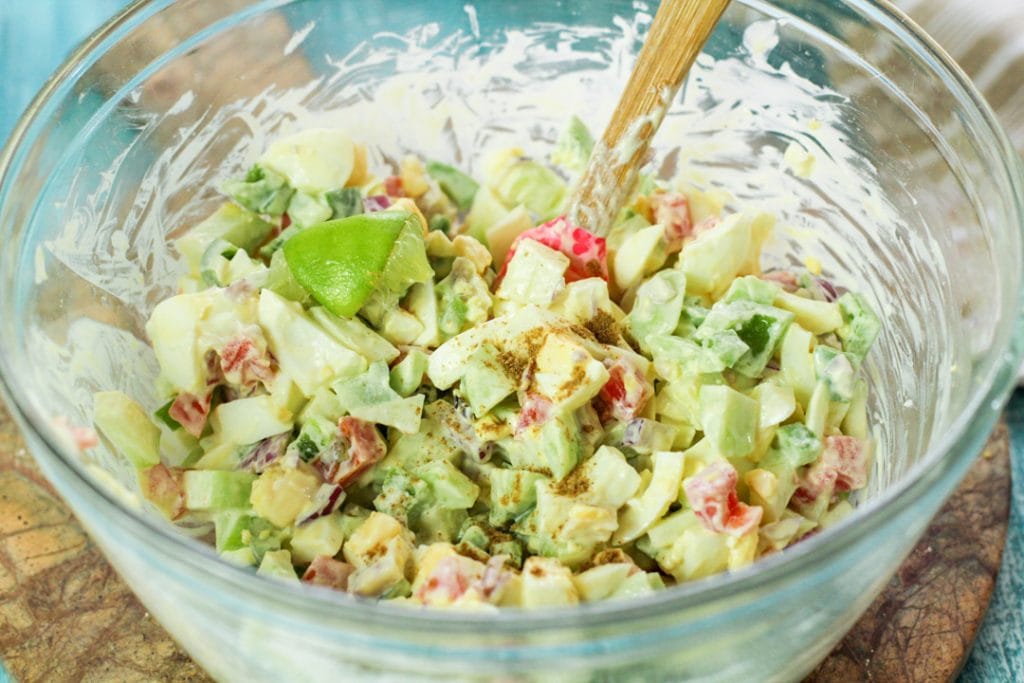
[32,8,934,501]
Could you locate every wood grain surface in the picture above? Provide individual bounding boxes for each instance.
[0,396,1010,683]
[807,421,1012,682]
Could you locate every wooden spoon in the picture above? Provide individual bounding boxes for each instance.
[567,0,731,234]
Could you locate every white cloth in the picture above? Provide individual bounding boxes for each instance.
[895,0,1024,153]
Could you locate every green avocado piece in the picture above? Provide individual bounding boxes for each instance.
[175,202,273,274]
[283,211,431,318]
[182,470,256,511]
[489,468,548,527]
[93,391,161,470]
[426,161,480,211]
[223,164,294,216]
[837,292,881,365]
[699,384,759,458]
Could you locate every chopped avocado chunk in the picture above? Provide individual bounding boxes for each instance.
[694,300,793,378]
[436,257,492,340]
[283,211,430,318]
[628,270,687,352]
[325,187,364,219]
[837,292,881,364]
[769,423,822,467]
[515,409,591,481]
[223,164,294,216]
[183,470,256,510]
[461,343,518,418]
[257,549,299,582]
[647,335,726,380]
[333,361,425,434]
[175,202,274,274]
[813,345,856,402]
[426,161,480,211]
[93,391,161,469]
[428,214,451,233]
[286,190,332,228]
[464,185,510,243]
[491,159,566,222]
[699,384,758,458]
[551,115,595,173]
[374,468,432,527]
[413,460,480,510]
[287,415,336,463]
[489,468,548,527]
[390,349,429,397]
[723,275,780,305]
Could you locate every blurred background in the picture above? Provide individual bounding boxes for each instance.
[0,1,1020,682]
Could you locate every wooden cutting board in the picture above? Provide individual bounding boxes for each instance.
[0,399,1010,682]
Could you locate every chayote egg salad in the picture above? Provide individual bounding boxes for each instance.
[91,119,880,609]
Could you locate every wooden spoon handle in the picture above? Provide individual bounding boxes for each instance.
[568,0,731,234]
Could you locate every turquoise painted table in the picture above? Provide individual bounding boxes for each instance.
[0,3,1020,681]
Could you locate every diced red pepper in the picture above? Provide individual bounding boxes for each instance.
[691,215,720,239]
[319,417,387,487]
[685,461,763,536]
[168,391,212,438]
[497,216,608,283]
[69,426,99,452]
[302,555,355,591]
[142,464,186,520]
[415,556,470,605]
[820,435,870,492]
[793,436,870,506]
[477,554,512,601]
[384,175,405,198]
[219,333,275,391]
[792,463,839,507]
[594,357,653,423]
[53,416,98,453]
[760,270,799,292]
[515,393,552,436]
[650,192,693,251]
[281,212,292,230]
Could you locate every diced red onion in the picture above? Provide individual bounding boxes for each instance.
[363,195,392,212]
[238,431,291,473]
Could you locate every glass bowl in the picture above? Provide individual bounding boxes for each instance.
[1,0,1022,681]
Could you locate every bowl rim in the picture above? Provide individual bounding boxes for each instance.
[0,0,1022,640]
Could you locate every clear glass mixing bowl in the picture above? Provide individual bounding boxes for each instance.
[0,1,1022,681]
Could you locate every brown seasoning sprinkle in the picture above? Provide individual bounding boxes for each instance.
[585,310,621,345]
[555,364,588,402]
[497,349,528,381]
[553,464,591,497]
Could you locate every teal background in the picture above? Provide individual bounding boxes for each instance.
[0,2,1020,681]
